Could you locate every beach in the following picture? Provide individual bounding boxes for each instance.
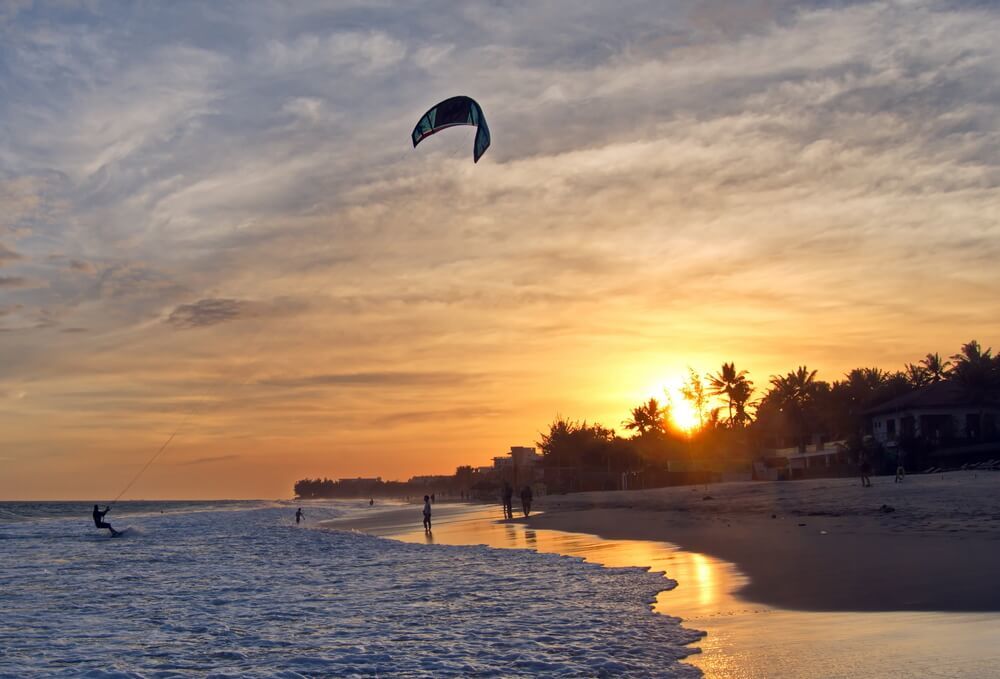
[528,471,1000,612]
[328,471,1000,677]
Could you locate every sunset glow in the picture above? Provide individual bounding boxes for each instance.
[668,392,702,435]
[2,2,999,500]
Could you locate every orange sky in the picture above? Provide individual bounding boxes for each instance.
[2,2,999,499]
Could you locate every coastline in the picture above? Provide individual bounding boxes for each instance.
[525,471,1000,612]
[523,508,1000,612]
[323,472,1000,613]
[322,476,1000,678]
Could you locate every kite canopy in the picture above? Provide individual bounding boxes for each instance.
[411,96,491,163]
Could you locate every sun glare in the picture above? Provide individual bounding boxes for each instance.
[642,376,702,434]
[668,390,700,434]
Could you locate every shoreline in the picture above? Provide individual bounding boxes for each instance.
[524,472,1000,612]
[326,472,1000,613]
[522,507,1000,612]
[322,479,1000,678]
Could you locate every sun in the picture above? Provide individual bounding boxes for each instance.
[666,387,701,434]
[640,376,702,434]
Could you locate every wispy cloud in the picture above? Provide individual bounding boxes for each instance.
[166,298,247,328]
[260,371,477,389]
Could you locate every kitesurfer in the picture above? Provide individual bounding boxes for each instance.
[92,505,120,537]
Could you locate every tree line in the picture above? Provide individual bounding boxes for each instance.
[538,340,1000,478]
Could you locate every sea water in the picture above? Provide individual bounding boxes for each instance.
[0,501,702,677]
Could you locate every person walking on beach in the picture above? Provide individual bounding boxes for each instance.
[501,482,514,520]
[295,507,304,524]
[894,453,905,483]
[520,485,533,517]
[422,495,432,532]
[859,455,872,487]
[369,498,374,506]
[92,505,120,537]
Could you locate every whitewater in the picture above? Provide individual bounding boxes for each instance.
[0,502,702,677]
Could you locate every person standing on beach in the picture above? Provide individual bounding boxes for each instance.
[295,507,304,524]
[895,453,905,483]
[860,455,872,487]
[422,495,432,532]
[520,485,533,517]
[501,482,514,519]
[92,505,120,537]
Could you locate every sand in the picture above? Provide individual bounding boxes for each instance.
[525,471,1000,612]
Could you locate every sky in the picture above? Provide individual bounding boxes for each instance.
[2,0,999,499]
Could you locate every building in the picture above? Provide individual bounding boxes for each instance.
[867,381,1000,447]
[754,440,848,480]
[493,446,544,489]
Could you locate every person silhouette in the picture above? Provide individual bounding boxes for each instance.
[501,482,514,519]
[520,485,533,517]
[92,505,120,537]
[295,507,305,524]
[422,495,432,532]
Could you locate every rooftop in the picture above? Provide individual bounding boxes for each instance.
[866,380,1000,416]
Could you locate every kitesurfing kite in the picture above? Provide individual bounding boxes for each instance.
[411,96,491,163]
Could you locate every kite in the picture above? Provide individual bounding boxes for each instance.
[412,96,491,163]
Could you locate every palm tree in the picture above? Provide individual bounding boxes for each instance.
[730,379,756,427]
[904,363,931,388]
[949,341,999,440]
[920,352,952,382]
[622,398,667,436]
[708,362,752,428]
[768,366,818,451]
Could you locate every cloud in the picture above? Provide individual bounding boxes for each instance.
[165,296,307,329]
[175,454,241,466]
[260,371,477,389]
[0,276,29,288]
[68,259,96,274]
[166,298,247,328]
[0,242,22,264]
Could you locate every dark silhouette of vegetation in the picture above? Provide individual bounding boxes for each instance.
[295,339,1000,497]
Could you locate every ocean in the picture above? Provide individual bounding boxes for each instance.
[0,501,701,677]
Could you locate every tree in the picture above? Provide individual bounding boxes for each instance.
[949,340,1000,440]
[622,398,668,436]
[904,363,931,388]
[679,369,708,431]
[920,352,952,382]
[768,366,819,451]
[708,362,752,428]
[729,379,756,427]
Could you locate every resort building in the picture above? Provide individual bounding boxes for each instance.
[866,381,1000,447]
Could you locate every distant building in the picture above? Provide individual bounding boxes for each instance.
[408,475,453,486]
[755,440,848,480]
[338,476,382,485]
[494,446,544,489]
[867,381,1000,447]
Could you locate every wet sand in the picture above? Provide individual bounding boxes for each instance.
[529,471,1000,612]
[324,476,1000,678]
